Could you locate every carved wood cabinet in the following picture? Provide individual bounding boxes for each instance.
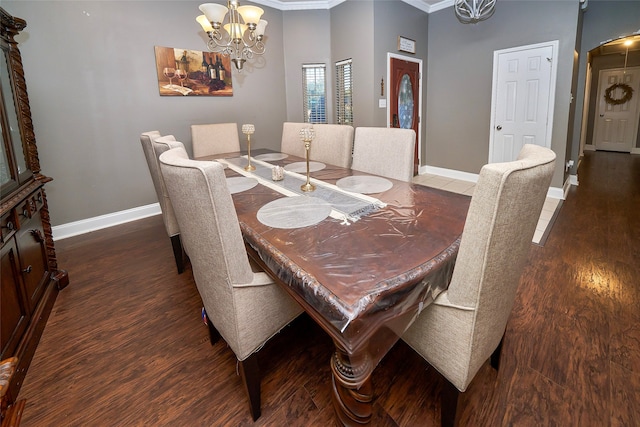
[0,7,68,408]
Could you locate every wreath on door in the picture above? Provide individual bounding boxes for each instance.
[604,83,634,105]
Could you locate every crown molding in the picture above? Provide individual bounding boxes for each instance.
[252,0,346,11]
[401,0,453,14]
[251,0,451,13]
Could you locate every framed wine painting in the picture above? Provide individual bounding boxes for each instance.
[154,46,233,96]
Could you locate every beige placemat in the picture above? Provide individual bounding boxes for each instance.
[336,176,393,194]
[257,196,332,229]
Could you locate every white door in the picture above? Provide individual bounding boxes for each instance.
[593,67,640,153]
[489,41,558,163]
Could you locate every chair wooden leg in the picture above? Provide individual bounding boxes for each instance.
[238,353,261,421]
[206,318,221,346]
[441,379,461,427]
[490,335,504,371]
[170,234,185,274]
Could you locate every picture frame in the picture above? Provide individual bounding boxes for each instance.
[397,36,416,54]
[154,46,233,96]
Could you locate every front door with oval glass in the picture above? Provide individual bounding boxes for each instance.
[390,57,420,175]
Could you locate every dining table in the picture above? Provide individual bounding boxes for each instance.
[195,148,471,425]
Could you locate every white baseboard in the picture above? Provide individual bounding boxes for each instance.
[420,164,564,200]
[581,144,638,154]
[561,176,573,199]
[52,203,161,241]
[420,165,479,183]
[569,174,579,186]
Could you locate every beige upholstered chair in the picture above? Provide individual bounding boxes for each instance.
[280,122,355,168]
[401,144,556,427]
[140,132,185,273]
[280,122,308,158]
[158,147,303,421]
[351,127,416,182]
[190,123,240,158]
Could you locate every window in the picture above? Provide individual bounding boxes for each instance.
[302,64,326,124]
[335,59,353,125]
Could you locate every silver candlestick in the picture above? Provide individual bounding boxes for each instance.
[299,126,315,192]
[242,124,256,171]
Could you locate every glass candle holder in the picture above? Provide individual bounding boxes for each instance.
[299,126,315,192]
[242,124,256,171]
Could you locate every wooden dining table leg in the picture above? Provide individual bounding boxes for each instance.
[330,343,373,426]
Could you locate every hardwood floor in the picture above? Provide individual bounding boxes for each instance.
[17,150,639,426]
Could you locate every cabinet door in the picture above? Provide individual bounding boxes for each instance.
[16,210,49,311]
[1,238,29,359]
[1,43,32,197]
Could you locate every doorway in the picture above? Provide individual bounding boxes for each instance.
[592,66,640,152]
[388,53,422,175]
[489,41,559,163]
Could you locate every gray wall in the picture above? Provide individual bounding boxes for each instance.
[425,1,580,187]
[572,0,640,167]
[282,9,331,122]
[5,1,287,226]
[330,0,375,128]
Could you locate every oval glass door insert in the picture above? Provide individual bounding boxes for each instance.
[398,74,414,129]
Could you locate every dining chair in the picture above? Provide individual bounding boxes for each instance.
[140,131,185,274]
[280,122,308,158]
[401,144,556,427]
[280,122,355,168]
[351,127,416,182]
[0,357,24,424]
[191,123,240,158]
[158,147,303,421]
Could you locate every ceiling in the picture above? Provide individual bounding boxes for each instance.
[251,0,453,14]
[592,33,640,56]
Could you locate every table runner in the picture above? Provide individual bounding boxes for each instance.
[219,156,386,224]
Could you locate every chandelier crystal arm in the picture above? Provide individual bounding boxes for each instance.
[197,1,267,71]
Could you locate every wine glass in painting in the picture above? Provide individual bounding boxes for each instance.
[175,69,187,87]
[163,67,176,86]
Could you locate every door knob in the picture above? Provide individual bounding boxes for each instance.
[599,114,604,117]
[496,125,502,131]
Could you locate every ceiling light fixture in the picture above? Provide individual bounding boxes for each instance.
[454,0,496,24]
[196,1,267,71]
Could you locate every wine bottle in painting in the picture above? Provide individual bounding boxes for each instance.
[201,55,208,73]
[217,56,225,82]
[209,58,218,80]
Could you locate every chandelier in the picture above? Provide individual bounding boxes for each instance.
[196,1,267,71]
[454,0,496,24]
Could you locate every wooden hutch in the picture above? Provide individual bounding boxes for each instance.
[0,6,68,418]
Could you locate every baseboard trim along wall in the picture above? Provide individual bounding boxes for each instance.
[585,144,640,155]
[420,164,565,200]
[421,165,480,183]
[52,203,161,241]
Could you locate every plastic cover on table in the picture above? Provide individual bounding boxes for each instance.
[223,153,469,384]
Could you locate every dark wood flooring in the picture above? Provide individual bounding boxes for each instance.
[17,150,639,426]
